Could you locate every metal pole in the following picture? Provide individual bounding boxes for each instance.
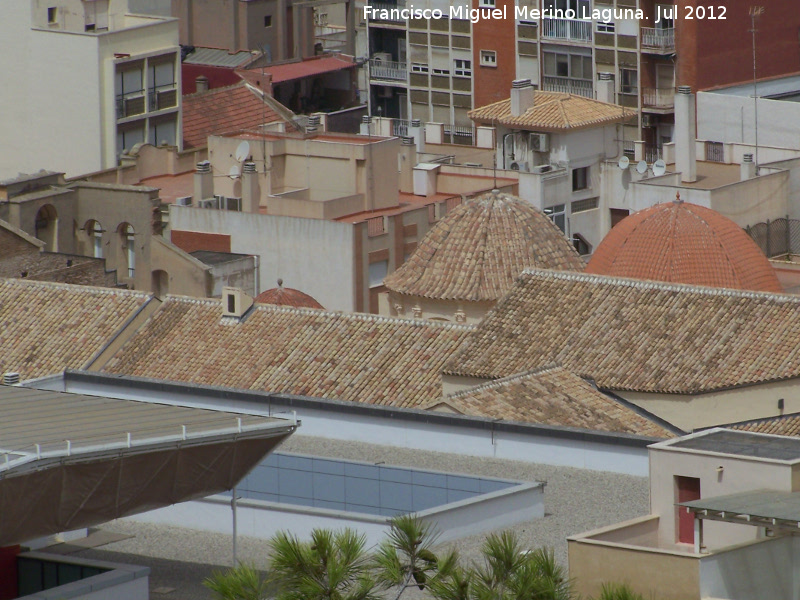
[750,6,764,175]
[232,485,238,566]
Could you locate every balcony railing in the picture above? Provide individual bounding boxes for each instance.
[542,17,592,42]
[542,76,593,98]
[115,90,145,119]
[369,59,407,81]
[148,84,178,111]
[642,87,675,109]
[641,27,675,52]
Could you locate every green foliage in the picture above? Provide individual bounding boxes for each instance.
[203,564,271,600]
[593,582,648,600]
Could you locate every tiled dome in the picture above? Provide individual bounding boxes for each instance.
[383,190,584,302]
[585,199,782,292]
[255,280,324,309]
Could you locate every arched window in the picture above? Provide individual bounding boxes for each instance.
[85,220,104,258]
[119,223,135,277]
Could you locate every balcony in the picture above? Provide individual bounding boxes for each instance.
[148,84,178,112]
[369,59,407,82]
[542,17,592,42]
[641,27,675,52]
[542,76,593,98]
[116,90,145,119]
[642,87,675,110]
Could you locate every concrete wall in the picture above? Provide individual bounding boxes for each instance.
[381,292,494,324]
[150,235,211,297]
[699,535,798,600]
[169,205,355,310]
[620,377,800,432]
[53,374,655,476]
[649,444,794,551]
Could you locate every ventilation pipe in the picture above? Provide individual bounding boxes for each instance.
[194,161,213,202]
[510,79,535,117]
[741,153,757,181]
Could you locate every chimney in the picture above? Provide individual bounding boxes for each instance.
[307,114,321,134]
[399,137,416,194]
[360,115,372,136]
[2,372,20,386]
[311,112,327,132]
[596,72,615,104]
[195,75,209,93]
[222,287,254,320]
[510,79,535,117]
[410,119,424,153]
[194,160,213,202]
[675,86,697,183]
[242,161,260,213]
[741,153,757,181]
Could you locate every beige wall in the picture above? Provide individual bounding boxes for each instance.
[382,292,494,324]
[648,443,796,551]
[568,537,701,600]
[150,235,211,297]
[620,378,800,431]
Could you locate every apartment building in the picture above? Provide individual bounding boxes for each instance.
[365,0,800,154]
[0,0,181,179]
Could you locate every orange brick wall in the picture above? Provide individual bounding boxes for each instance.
[472,0,517,108]
[171,230,232,253]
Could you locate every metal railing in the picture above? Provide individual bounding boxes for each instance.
[443,124,475,145]
[148,84,177,111]
[705,141,724,163]
[392,119,410,137]
[641,27,675,51]
[542,76,593,98]
[115,90,145,119]
[542,17,592,41]
[645,145,661,164]
[747,217,800,258]
[369,59,407,81]
[642,87,675,109]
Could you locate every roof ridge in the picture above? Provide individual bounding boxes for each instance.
[518,268,800,301]
[184,80,248,98]
[162,295,476,330]
[0,277,150,298]
[445,363,569,399]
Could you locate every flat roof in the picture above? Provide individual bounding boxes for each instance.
[183,48,254,68]
[681,489,800,526]
[0,385,291,473]
[707,74,800,101]
[190,250,253,265]
[668,430,800,461]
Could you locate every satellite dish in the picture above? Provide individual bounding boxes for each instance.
[653,159,667,177]
[228,165,241,180]
[618,156,630,170]
[636,160,648,175]
[235,141,250,162]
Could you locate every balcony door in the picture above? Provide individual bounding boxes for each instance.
[675,476,700,545]
[544,0,589,15]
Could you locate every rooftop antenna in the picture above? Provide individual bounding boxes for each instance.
[493,153,497,189]
[750,6,765,175]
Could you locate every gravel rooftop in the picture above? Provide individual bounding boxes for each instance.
[48,435,649,600]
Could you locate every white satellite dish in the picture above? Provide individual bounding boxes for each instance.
[235,141,250,163]
[228,165,241,180]
[653,159,667,177]
[636,160,648,175]
[618,156,630,170]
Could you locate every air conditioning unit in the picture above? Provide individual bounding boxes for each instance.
[529,133,550,153]
[175,196,192,206]
[510,161,530,172]
[226,197,243,212]
[372,52,392,63]
[532,164,552,174]
[642,114,655,128]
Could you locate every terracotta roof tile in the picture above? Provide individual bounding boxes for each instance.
[586,200,782,292]
[469,93,634,132]
[444,269,800,394]
[383,191,584,301]
[729,414,800,437]
[255,284,324,309]
[104,299,472,408]
[182,82,284,149]
[0,279,150,380]
[439,366,674,438]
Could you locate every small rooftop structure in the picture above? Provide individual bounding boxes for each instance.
[383,190,584,303]
[669,429,800,460]
[585,199,783,292]
[0,385,296,546]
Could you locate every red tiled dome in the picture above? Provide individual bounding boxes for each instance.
[585,200,782,292]
[255,281,324,309]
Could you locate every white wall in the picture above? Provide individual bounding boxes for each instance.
[698,91,800,152]
[54,375,653,476]
[169,205,356,311]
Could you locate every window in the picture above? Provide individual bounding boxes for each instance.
[620,68,637,95]
[84,0,109,31]
[411,63,429,73]
[572,166,589,191]
[432,67,450,75]
[47,7,57,23]
[571,197,598,213]
[264,15,272,27]
[369,260,389,288]
[86,220,104,259]
[479,0,495,7]
[543,50,592,81]
[479,50,497,67]
[544,204,566,233]
[596,14,614,31]
[572,234,591,255]
[453,59,471,77]
[120,223,135,277]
